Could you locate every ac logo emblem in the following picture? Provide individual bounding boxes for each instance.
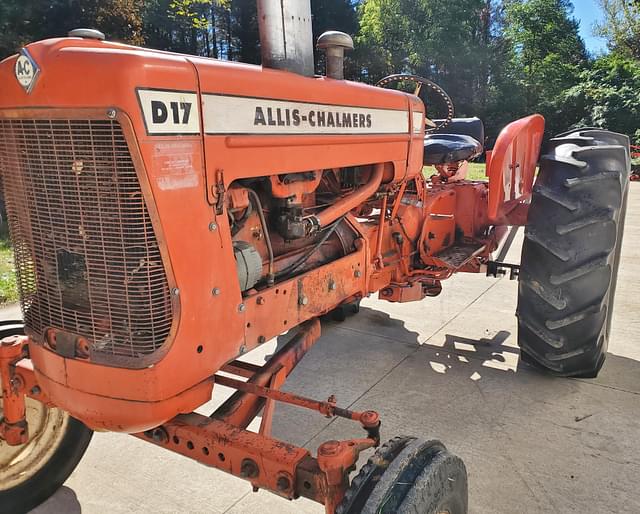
[14,48,40,93]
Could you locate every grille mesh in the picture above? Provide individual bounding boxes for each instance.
[0,118,173,362]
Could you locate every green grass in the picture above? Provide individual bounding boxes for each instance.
[423,161,488,181]
[0,232,18,305]
[465,162,488,181]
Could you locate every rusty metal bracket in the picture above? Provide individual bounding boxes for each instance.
[486,260,520,280]
[136,412,377,512]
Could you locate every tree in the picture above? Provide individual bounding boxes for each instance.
[357,0,502,122]
[501,0,587,135]
[563,54,640,143]
[0,0,144,58]
[595,0,640,59]
[311,0,359,75]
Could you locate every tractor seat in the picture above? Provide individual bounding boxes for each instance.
[423,134,482,165]
[423,117,485,165]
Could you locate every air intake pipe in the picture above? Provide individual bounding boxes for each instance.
[257,0,314,76]
[317,31,354,80]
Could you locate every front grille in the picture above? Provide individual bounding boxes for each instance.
[0,117,173,364]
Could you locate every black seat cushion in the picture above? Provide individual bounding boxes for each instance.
[432,117,485,146]
[423,134,482,165]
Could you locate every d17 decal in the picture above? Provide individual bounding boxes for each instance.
[137,89,200,136]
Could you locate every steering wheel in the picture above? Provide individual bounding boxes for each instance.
[375,74,454,132]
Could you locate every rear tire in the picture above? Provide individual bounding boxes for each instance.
[517,129,630,377]
[0,322,93,514]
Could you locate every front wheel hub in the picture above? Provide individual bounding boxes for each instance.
[0,398,69,490]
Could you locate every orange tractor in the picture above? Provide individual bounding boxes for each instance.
[0,2,631,513]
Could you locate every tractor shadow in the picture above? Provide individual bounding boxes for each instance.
[266,305,526,385]
[317,304,640,394]
[263,302,639,451]
[422,330,520,382]
[324,305,526,383]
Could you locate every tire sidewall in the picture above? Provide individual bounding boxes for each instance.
[0,415,92,514]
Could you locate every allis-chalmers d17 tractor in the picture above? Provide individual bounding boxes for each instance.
[0,1,631,513]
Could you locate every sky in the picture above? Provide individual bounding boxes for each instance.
[573,0,608,54]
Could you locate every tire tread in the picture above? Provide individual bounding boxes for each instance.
[517,128,630,377]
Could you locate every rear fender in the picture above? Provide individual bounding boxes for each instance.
[487,114,545,224]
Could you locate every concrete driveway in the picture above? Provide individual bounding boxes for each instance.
[23,183,640,513]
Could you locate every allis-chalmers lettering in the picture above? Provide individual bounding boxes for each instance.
[254,106,372,129]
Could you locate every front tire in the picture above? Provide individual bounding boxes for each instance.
[0,323,93,514]
[337,437,467,514]
[517,129,630,377]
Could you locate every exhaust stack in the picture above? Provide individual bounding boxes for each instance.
[257,0,314,76]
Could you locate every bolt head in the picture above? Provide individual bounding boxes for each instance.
[212,287,221,296]
[106,108,117,119]
[298,295,309,306]
[209,222,218,231]
[277,475,291,491]
[172,288,180,296]
[238,303,246,312]
[328,280,336,291]
[354,270,362,278]
[240,458,259,478]
[151,427,169,444]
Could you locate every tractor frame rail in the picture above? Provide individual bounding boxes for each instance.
[0,319,380,514]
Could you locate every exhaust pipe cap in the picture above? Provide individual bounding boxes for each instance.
[316,31,354,51]
[317,31,354,80]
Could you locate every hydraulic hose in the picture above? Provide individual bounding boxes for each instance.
[306,163,384,232]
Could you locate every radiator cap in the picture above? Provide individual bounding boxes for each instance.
[68,28,105,41]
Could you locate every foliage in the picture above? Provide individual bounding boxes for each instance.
[0,235,17,305]
[595,0,640,59]
[357,0,500,119]
[0,1,144,57]
[501,0,587,135]
[312,0,360,75]
[563,54,640,143]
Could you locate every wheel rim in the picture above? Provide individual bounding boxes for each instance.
[0,397,69,490]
